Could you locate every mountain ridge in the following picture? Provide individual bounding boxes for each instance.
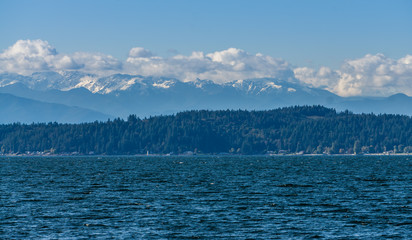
[0,71,411,123]
[0,92,112,123]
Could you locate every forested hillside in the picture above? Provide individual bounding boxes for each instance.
[1,106,411,155]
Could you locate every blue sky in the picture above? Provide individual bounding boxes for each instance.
[1,0,412,96]
[1,0,411,68]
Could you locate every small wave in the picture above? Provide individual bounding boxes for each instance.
[276,184,314,188]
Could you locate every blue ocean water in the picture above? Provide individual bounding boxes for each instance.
[0,156,411,239]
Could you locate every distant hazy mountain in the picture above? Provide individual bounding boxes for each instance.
[0,71,411,123]
[0,92,111,124]
[331,93,412,115]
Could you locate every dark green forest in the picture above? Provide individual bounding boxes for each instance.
[1,106,411,155]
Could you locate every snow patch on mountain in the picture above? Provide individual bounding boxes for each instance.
[1,71,313,97]
[72,76,102,93]
[120,77,141,91]
[152,80,175,89]
[191,79,215,89]
[288,88,296,92]
[258,82,283,94]
[0,79,18,87]
[266,82,282,89]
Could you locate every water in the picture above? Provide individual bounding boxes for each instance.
[1,156,411,239]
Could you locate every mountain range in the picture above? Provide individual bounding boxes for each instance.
[0,71,411,123]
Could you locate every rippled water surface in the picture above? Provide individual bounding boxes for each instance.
[1,156,411,239]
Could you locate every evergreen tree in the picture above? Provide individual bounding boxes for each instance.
[0,106,411,155]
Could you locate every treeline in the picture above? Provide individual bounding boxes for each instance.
[1,106,412,155]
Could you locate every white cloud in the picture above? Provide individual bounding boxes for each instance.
[128,47,154,58]
[72,52,122,71]
[125,47,293,83]
[54,55,81,69]
[1,40,411,96]
[1,39,57,58]
[295,54,412,96]
[0,40,295,84]
[0,39,57,74]
[0,39,121,75]
[294,66,338,89]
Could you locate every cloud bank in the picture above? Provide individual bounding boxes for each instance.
[295,54,412,96]
[0,40,122,75]
[125,47,293,83]
[0,39,411,96]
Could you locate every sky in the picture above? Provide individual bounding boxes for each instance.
[0,0,411,97]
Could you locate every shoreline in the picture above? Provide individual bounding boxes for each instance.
[1,153,411,157]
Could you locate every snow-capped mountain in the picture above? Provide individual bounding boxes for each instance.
[0,71,91,91]
[0,71,320,96]
[0,71,411,123]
